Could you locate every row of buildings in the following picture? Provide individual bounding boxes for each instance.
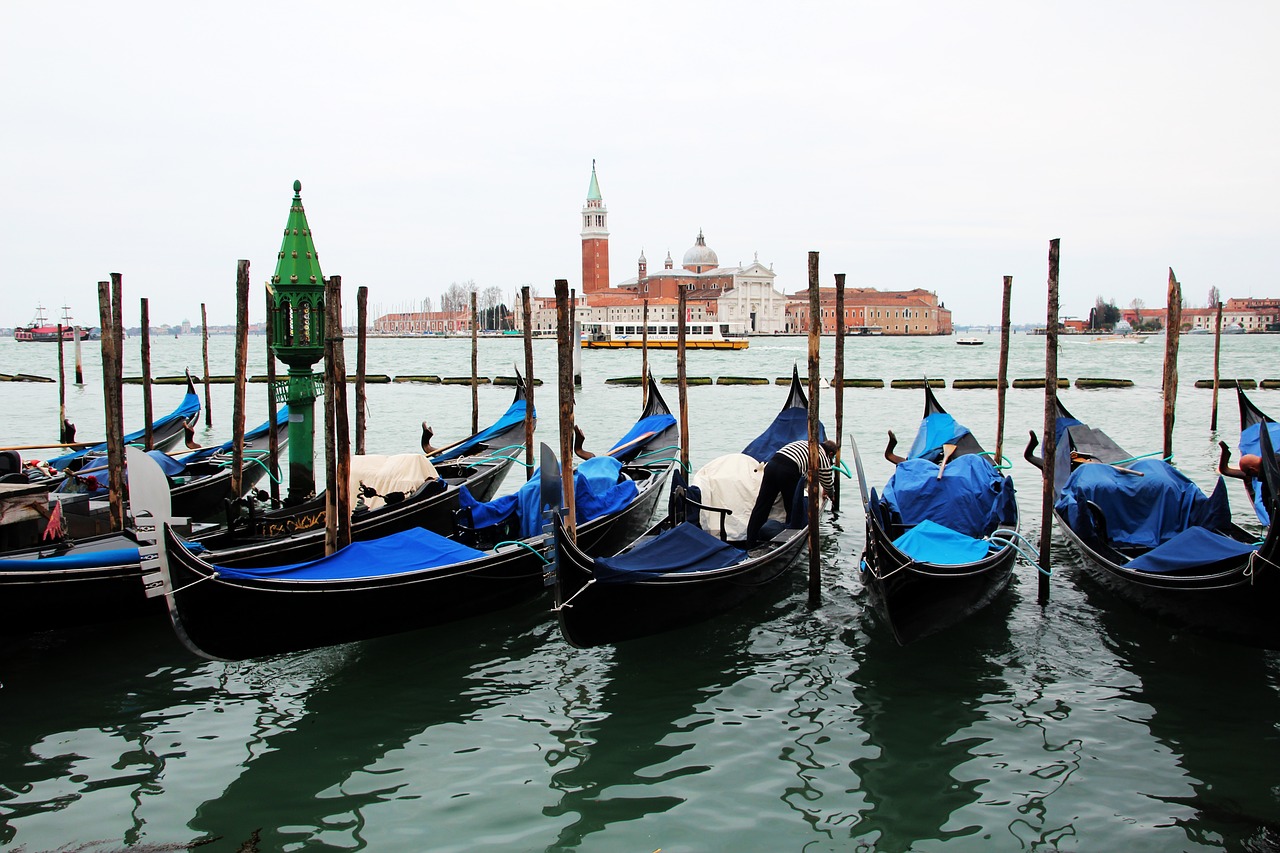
[373,164,953,337]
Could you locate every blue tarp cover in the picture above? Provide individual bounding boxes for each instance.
[593,521,746,582]
[882,455,1015,539]
[1239,421,1280,525]
[1055,459,1231,549]
[0,541,206,572]
[432,398,532,462]
[1124,525,1256,574]
[908,412,973,461]
[57,449,190,497]
[741,408,827,463]
[891,519,991,565]
[48,390,201,469]
[459,456,638,539]
[211,527,486,581]
[608,413,677,457]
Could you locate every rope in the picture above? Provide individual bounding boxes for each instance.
[1248,548,1280,581]
[978,452,1013,470]
[165,570,220,597]
[552,577,595,611]
[987,528,1050,576]
[494,539,551,564]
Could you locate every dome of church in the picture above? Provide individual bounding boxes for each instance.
[682,230,719,271]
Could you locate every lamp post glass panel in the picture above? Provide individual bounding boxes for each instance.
[269,180,327,505]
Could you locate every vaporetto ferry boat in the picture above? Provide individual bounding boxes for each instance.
[581,321,750,350]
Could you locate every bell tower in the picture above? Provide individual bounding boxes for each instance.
[580,160,609,294]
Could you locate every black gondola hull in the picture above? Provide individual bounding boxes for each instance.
[862,511,1017,646]
[553,513,808,648]
[1057,509,1280,649]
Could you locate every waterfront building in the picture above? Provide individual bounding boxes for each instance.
[785,287,953,335]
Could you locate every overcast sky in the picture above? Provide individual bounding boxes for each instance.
[3,2,1276,328]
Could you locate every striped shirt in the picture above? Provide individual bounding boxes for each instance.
[775,440,835,491]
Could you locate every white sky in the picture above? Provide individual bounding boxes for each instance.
[3,1,1276,328]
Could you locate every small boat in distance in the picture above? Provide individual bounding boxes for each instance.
[14,305,91,342]
[581,320,749,350]
[955,337,984,346]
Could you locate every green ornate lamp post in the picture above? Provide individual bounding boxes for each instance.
[268,180,326,505]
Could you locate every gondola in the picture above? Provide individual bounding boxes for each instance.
[42,372,202,472]
[1026,400,1280,648]
[0,380,530,636]
[0,410,289,635]
[550,366,821,648]
[854,384,1019,645]
[132,376,679,660]
[56,407,289,521]
[183,376,534,566]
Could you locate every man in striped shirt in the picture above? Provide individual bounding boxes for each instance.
[745,438,838,545]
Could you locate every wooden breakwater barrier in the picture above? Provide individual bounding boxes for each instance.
[717,376,770,386]
[1194,378,1256,389]
[441,376,491,385]
[0,373,54,383]
[952,378,1004,390]
[1262,379,1280,390]
[393,375,442,384]
[661,376,712,386]
[605,376,643,386]
[890,378,946,389]
[493,375,542,386]
[1012,378,1070,389]
[1074,378,1135,389]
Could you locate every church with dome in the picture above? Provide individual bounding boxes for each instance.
[519,163,952,337]
[527,163,790,335]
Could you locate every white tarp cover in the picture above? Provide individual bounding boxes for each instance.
[691,452,783,540]
[350,454,439,510]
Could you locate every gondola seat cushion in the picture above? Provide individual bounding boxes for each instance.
[883,455,1014,539]
[1123,526,1256,574]
[350,454,440,510]
[1055,460,1231,549]
[891,519,991,565]
[592,522,747,582]
[691,453,773,540]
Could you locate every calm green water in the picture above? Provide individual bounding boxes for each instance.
[1,331,1279,852]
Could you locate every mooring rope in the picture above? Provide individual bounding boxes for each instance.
[165,570,220,597]
[987,528,1050,576]
[494,539,551,564]
[552,578,595,611]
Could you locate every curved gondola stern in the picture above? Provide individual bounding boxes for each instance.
[127,446,217,658]
[782,363,808,412]
[550,508,601,648]
[643,371,673,419]
[922,380,947,418]
[1238,385,1272,433]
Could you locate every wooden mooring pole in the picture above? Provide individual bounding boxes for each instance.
[356,285,368,456]
[471,290,480,435]
[1211,299,1223,432]
[833,272,845,515]
[140,298,154,450]
[995,276,1013,466]
[677,286,690,475]
[98,276,125,531]
[230,262,250,502]
[73,327,84,386]
[522,285,535,480]
[201,302,212,427]
[554,279,577,540]
[324,275,352,554]
[1038,241,1059,605]
[641,298,650,408]
[56,324,67,443]
[1163,269,1182,460]
[807,252,822,606]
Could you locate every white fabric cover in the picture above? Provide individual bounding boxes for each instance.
[691,452,783,540]
[350,454,439,510]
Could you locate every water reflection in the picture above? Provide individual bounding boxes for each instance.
[0,619,208,847]
[844,590,1015,850]
[541,573,800,849]
[1097,592,1280,851]
[184,602,554,849]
